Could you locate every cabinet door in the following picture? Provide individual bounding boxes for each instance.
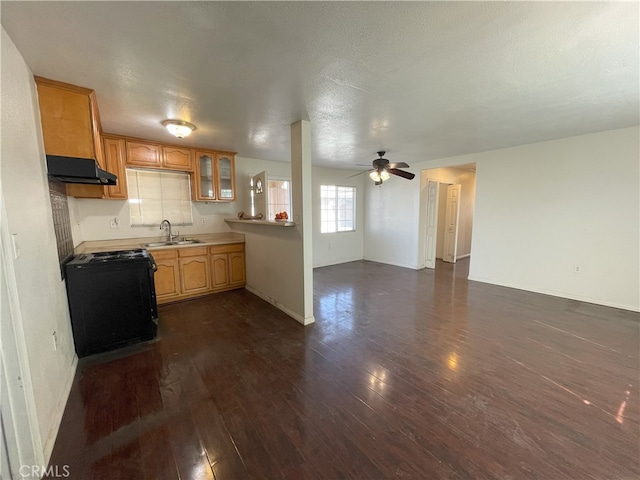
[179,256,211,294]
[193,151,216,201]
[210,254,230,289]
[215,153,235,201]
[126,141,161,168]
[229,252,246,286]
[163,146,193,171]
[103,137,128,199]
[155,259,181,303]
[35,81,96,159]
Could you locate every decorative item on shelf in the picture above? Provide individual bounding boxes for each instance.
[162,119,196,138]
[274,211,289,222]
[237,211,264,220]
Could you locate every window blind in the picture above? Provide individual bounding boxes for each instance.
[126,168,193,226]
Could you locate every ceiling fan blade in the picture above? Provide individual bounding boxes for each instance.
[388,168,415,180]
[355,163,373,167]
[388,162,409,169]
[347,169,372,178]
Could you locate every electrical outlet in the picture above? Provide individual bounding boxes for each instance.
[52,331,58,351]
[201,218,206,225]
[574,265,582,274]
[109,218,120,229]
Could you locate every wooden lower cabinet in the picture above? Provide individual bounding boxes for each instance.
[178,247,210,295]
[229,252,246,286]
[210,254,230,289]
[152,249,181,303]
[153,243,245,305]
[210,243,245,291]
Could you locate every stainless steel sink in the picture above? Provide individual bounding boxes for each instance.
[142,239,203,247]
[143,241,173,247]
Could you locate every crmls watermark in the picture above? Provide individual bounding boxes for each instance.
[19,465,70,478]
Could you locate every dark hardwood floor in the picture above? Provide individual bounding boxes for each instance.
[46,259,639,479]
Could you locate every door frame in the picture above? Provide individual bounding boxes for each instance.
[417,165,476,270]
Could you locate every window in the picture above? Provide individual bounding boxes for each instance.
[126,169,192,226]
[320,185,356,233]
[268,179,291,220]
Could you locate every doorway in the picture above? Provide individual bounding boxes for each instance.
[420,164,476,270]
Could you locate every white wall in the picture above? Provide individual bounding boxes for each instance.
[229,142,315,324]
[364,127,639,311]
[73,155,297,243]
[1,28,77,464]
[468,127,639,311]
[364,172,422,269]
[312,166,365,267]
[71,192,235,243]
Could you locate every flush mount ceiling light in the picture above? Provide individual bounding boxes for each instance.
[162,120,196,138]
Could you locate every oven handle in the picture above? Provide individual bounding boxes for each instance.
[148,253,158,273]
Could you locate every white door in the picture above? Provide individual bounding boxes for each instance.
[1,200,43,478]
[424,180,439,269]
[443,184,461,263]
[251,171,267,218]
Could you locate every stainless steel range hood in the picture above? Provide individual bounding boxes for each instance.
[46,155,117,185]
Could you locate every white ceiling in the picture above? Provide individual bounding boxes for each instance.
[2,1,638,169]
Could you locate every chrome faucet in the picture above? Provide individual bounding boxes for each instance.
[160,219,178,242]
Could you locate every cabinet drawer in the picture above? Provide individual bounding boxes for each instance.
[149,248,177,260]
[209,243,244,255]
[178,246,208,257]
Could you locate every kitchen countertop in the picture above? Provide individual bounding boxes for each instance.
[74,232,245,254]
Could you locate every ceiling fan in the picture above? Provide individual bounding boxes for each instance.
[356,151,416,185]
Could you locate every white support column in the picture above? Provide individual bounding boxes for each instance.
[290,120,315,324]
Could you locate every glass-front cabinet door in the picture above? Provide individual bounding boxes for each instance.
[192,150,236,202]
[194,151,215,200]
[215,153,236,201]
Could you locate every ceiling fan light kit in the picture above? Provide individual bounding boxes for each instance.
[369,169,390,183]
[364,151,415,185]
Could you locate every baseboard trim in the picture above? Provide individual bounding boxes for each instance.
[245,285,315,325]
[362,257,418,270]
[467,275,639,312]
[456,253,471,260]
[43,354,78,465]
[313,256,364,269]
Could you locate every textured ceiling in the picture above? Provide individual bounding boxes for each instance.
[2,2,638,169]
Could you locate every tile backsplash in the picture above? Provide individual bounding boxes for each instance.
[49,178,74,270]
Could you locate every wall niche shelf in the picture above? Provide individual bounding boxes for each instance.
[224,218,295,227]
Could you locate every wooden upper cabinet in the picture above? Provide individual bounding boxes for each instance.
[192,151,236,202]
[125,141,193,171]
[126,141,161,168]
[192,151,216,201]
[102,136,128,199]
[35,77,101,161]
[34,76,114,199]
[215,153,236,201]
[162,146,192,171]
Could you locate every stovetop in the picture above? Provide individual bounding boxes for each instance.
[68,249,151,265]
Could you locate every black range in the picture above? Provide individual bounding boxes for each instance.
[64,248,158,357]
